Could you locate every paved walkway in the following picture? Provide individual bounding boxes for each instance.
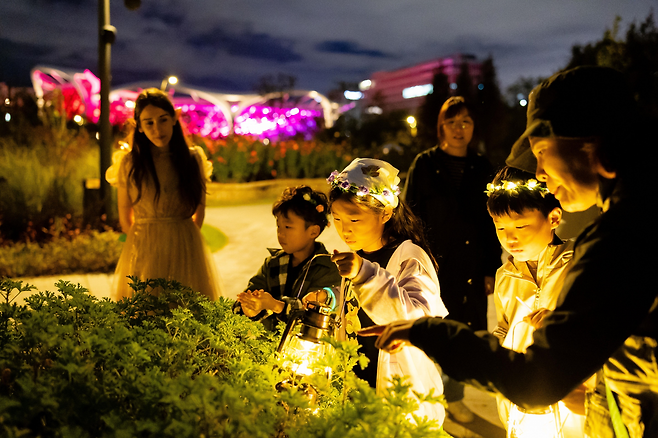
[15,200,504,437]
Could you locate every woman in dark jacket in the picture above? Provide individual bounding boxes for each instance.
[403,96,501,422]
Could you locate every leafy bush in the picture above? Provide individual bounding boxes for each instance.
[0,91,100,242]
[0,278,450,438]
[0,225,123,277]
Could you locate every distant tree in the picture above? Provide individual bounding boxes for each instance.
[505,76,544,106]
[456,61,476,103]
[566,12,658,119]
[416,66,451,146]
[326,81,360,102]
[475,56,509,167]
[253,73,297,107]
[502,75,546,168]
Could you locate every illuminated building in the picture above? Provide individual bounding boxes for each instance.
[360,53,483,114]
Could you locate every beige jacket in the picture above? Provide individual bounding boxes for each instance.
[493,236,586,437]
[493,236,574,353]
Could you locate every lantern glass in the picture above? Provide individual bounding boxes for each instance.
[507,403,564,438]
[282,334,334,377]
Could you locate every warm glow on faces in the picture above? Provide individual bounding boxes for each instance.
[331,197,390,253]
[275,211,318,260]
[138,104,177,148]
[530,137,600,212]
[492,208,560,262]
[440,109,474,155]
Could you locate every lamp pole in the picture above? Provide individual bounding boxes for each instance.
[98,0,116,223]
[98,0,140,225]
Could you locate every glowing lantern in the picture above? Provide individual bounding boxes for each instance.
[277,300,336,379]
[275,255,345,395]
[507,403,564,438]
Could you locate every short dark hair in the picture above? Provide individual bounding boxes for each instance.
[487,166,561,218]
[437,96,476,145]
[272,185,330,231]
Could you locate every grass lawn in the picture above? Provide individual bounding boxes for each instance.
[200,223,228,253]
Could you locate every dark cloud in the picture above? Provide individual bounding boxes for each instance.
[139,2,186,27]
[29,0,94,5]
[2,1,656,93]
[186,27,302,62]
[315,40,391,58]
[184,74,251,93]
[0,38,52,59]
[111,67,169,86]
[0,38,54,85]
[57,51,95,70]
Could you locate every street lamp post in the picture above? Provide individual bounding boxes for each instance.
[98,0,140,225]
[98,0,116,223]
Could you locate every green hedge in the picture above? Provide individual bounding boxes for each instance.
[0,278,450,437]
[0,95,100,242]
[0,230,123,278]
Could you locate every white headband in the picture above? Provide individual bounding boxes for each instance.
[327,158,401,208]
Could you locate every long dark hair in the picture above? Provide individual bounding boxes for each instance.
[130,88,204,216]
[329,189,438,271]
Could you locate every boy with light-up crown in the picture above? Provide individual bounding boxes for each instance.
[487,166,585,437]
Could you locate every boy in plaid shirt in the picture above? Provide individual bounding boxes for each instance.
[235,185,341,331]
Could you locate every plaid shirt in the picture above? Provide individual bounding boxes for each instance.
[236,241,341,331]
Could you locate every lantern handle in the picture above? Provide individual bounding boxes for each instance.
[276,298,306,353]
[295,253,332,299]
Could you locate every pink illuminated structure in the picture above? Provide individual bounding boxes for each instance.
[31,66,341,140]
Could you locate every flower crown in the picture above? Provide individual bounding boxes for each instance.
[302,193,325,213]
[485,179,549,197]
[327,170,401,206]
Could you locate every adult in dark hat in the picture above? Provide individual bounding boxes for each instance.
[362,66,658,437]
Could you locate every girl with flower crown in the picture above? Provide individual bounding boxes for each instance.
[327,158,449,426]
[106,88,221,300]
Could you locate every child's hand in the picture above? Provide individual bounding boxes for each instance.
[236,290,262,317]
[237,289,269,317]
[237,289,285,316]
[523,308,551,329]
[358,319,416,354]
[302,289,328,307]
[331,250,363,279]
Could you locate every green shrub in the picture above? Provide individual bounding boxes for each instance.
[0,278,451,438]
[0,91,99,241]
[0,229,123,277]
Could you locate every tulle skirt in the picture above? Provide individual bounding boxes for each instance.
[113,217,222,301]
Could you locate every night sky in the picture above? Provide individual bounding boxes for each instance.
[1,0,656,96]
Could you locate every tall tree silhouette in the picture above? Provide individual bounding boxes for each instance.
[566,13,658,120]
[476,56,509,166]
[416,66,450,147]
[455,61,475,103]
